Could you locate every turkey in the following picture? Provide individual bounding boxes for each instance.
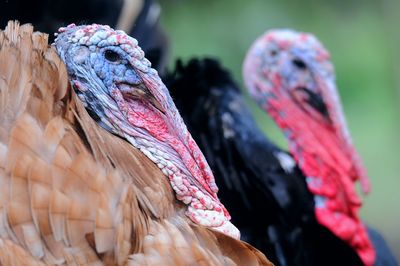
[242,29,393,266]
[0,21,271,265]
[0,0,169,72]
[165,57,397,266]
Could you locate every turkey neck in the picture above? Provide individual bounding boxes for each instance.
[87,69,239,239]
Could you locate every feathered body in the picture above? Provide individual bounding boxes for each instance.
[0,21,271,265]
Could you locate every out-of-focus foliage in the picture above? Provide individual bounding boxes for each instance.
[159,0,400,260]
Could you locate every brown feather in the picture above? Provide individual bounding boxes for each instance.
[0,21,273,265]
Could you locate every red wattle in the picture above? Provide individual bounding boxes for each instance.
[262,81,376,266]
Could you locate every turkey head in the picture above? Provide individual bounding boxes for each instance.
[55,23,239,238]
[243,29,375,265]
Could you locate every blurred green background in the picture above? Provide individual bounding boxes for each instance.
[159,0,400,260]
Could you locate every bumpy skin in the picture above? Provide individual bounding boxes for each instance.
[55,24,239,239]
[243,30,374,265]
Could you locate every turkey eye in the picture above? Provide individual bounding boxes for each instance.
[104,50,121,62]
[292,58,307,69]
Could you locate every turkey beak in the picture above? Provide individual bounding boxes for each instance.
[119,83,166,115]
[138,84,166,115]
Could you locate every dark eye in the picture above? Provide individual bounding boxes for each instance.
[105,50,121,62]
[292,58,307,69]
[270,50,278,56]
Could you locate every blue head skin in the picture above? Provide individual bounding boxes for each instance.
[55,24,164,133]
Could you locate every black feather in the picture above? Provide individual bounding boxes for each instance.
[128,0,169,73]
[0,0,168,72]
[0,0,123,41]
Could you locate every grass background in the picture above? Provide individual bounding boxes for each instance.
[159,0,400,260]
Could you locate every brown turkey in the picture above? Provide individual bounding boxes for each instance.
[0,21,272,265]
